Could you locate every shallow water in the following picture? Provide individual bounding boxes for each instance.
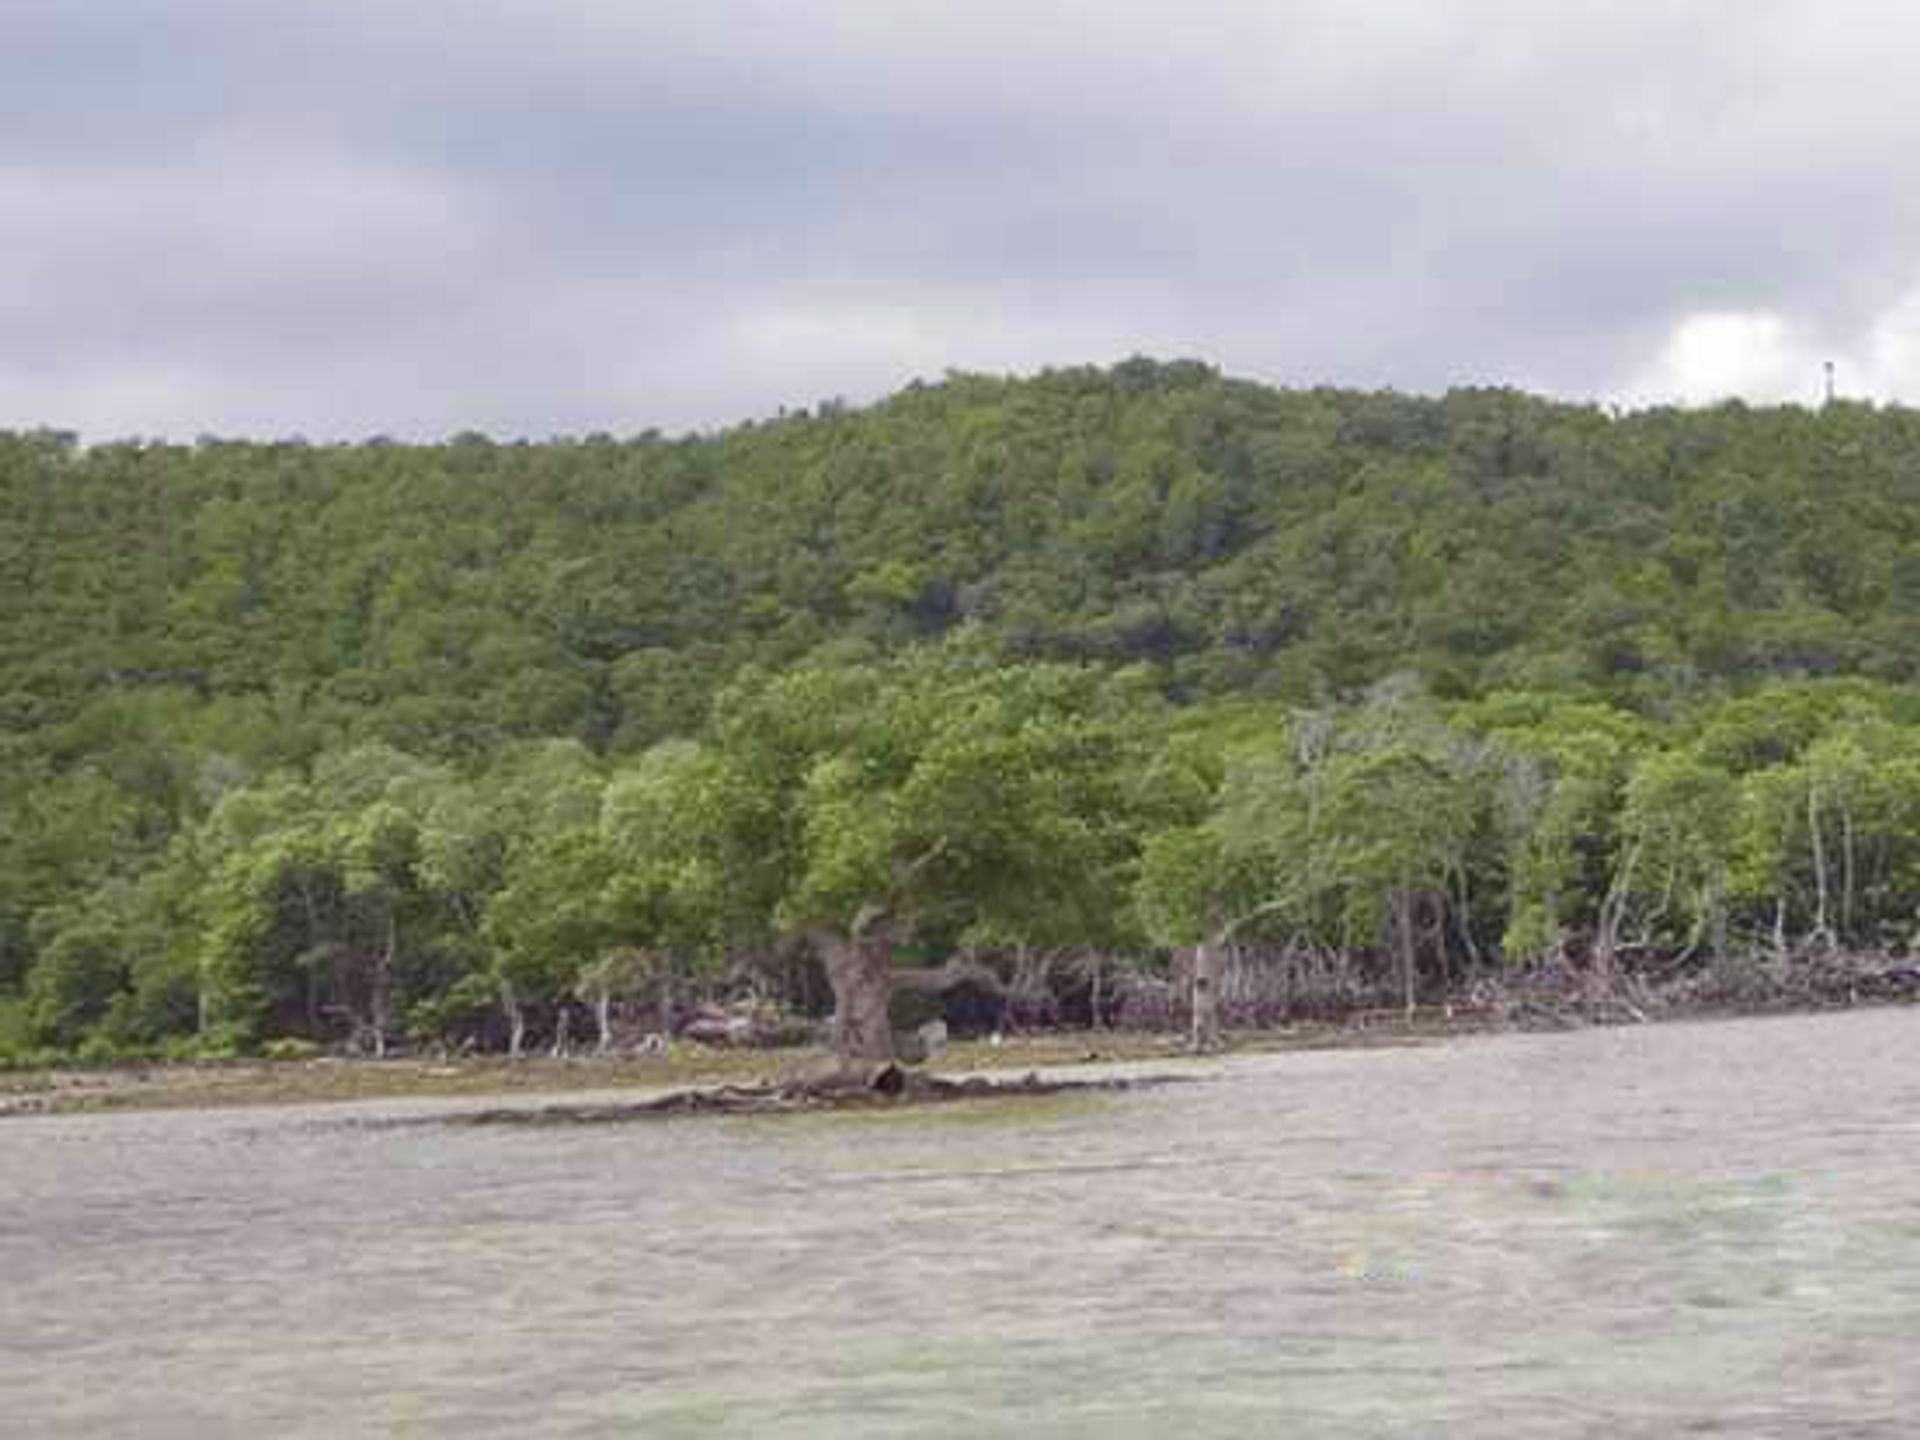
[4,1008,1919,1437]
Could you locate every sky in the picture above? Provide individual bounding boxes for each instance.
[4,0,1919,440]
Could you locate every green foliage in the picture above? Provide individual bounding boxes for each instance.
[484,828,620,1007]
[24,920,130,1048]
[703,652,1167,955]
[0,996,35,1063]
[1136,825,1228,947]
[13,366,1920,1055]
[1460,694,1647,961]
[1617,748,1741,950]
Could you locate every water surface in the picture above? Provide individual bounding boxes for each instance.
[5,1008,1918,1436]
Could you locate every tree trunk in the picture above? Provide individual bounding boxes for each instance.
[1424,891,1451,995]
[502,977,526,1060]
[299,878,324,1034]
[1809,782,1832,948]
[1711,876,1728,965]
[1191,934,1225,1052]
[594,990,613,1053]
[1445,863,1483,974]
[371,903,395,1059]
[1597,841,1640,975]
[821,927,896,1063]
[1393,888,1417,1016]
[1840,797,1856,944]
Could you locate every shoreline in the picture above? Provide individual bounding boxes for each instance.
[5,990,1913,1120]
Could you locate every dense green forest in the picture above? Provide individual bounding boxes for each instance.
[8,358,1920,1061]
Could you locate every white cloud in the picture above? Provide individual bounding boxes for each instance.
[1621,311,1818,407]
[1620,281,1920,409]
[9,1,1920,435]
[1861,286,1920,397]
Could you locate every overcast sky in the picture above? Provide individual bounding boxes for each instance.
[4,1,1918,440]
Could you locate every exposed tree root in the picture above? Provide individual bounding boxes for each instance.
[419,1065,1189,1127]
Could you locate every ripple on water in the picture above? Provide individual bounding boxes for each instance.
[3,1007,1919,1438]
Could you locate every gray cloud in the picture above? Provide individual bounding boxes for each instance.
[4,0,1920,439]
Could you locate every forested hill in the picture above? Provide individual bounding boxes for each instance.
[9,356,1920,1058]
[11,358,1920,760]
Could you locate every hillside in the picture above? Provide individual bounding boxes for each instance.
[10,360,1920,752]
[8,358,1920,1057]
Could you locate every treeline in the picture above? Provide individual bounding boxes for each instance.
[8,359,1920,1058]
[8,655,1920,1061]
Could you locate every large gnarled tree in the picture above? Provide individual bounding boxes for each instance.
[705,652,1155,1064]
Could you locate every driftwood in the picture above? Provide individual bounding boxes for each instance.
[1659,950,1920,1012]
[1462,949,1920,1031]
[415,1065,1181,1128]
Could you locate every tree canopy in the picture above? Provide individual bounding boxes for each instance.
[9,361,1920,1058]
